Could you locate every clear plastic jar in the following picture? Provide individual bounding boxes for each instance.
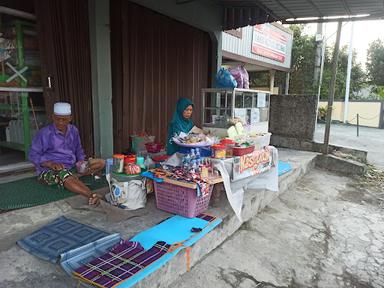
[113,154,125,173]
[220,139,236,158]
[211,144,226,159]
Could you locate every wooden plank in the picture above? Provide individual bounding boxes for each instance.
[162,177,197,189]
[161,175,223,188]
[206,176,223,185]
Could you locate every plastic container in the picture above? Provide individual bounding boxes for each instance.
[154,181,213,218]
[136,156,145,169]
[105,158,113,174]
[113,154,125,173]
[124,155,136,164]
[131,135,155,153]
[76,160,88,174]
[152,155,170,163]
[233,145,255,156]
[211,144,226,159]
[251,133,271,150]
[220,138,236,158]
[145,142,164,153]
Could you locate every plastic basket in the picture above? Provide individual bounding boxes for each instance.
[154,181,213,218]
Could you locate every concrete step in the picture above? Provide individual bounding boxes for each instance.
[0,149,318,287]
[136,149,318,288]
[0,162,35,184]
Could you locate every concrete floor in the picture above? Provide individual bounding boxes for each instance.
[314,123,384,169]
[0,148,318,288]
[170,168,384,288]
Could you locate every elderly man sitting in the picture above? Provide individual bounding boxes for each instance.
[29,102,105,205]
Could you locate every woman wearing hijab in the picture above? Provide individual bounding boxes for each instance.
[167,98,194,155]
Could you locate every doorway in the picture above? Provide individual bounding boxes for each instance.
[0,0,94,175]
[0,2,46,170]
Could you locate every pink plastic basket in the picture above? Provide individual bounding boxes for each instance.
[154,181,213,218]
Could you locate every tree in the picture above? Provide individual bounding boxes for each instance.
[249,24,366,98]
[288,24,317,95]
[366,39,384,85]
[320,45,365,100]
[249,24,316,94]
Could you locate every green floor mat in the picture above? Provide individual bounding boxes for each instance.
[0,176,108,211]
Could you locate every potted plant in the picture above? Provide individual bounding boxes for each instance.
[317,106,327,123]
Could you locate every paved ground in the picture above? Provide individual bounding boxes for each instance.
[170,168,384,288]
[314,123,384,169]
[0,149,317,288]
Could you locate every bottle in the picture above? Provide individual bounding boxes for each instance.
[191,160,197,173]
[195,148,201,159]
[201,165,209,178]
[183,160,189,172]
[185,154,191,165]
[190,149,196,160]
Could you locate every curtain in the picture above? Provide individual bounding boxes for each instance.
[34,0,94,156]
[111,1,211,152]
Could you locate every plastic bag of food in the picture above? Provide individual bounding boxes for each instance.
[240,66,249,89]
[215,68,237,88]
[105,174,146,210]
[229,65,249,89]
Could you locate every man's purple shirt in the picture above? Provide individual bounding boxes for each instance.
[29,123,85,174]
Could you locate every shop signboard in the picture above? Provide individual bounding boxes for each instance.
[232,148,273,181]
[251,23,288,63]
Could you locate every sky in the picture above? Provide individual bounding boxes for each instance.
[303,20,384,70]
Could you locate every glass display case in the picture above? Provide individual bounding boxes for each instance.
[201,88,270,133]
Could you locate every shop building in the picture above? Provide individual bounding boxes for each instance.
[222,23,293,93]
[1,0,384,170]
[0,0,224,168]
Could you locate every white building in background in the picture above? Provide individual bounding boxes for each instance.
[352,85,380,100]
[222,23,293,93]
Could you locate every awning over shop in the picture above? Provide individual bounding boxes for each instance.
[221,0,384,29]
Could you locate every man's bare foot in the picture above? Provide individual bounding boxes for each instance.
[88,193,102,205]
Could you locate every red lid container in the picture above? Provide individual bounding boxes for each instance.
[211,144,226,150]
[124,155,136,164]
[220,139,235,145]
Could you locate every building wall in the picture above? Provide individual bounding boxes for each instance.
[89,0,114,158]
[110,1,211,152]
[89,0,222,155]
[270,94,317,140]
[319,101,382,128]
[222,23,293,71]
[127,0,222,33]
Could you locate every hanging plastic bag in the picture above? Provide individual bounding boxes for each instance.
[240,66,249,89]
[229,66,244,88]
[105,174,146,210]
[215,68,237,88]
[229,65,249,89]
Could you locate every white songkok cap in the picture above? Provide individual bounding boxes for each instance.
[53,102,71,116]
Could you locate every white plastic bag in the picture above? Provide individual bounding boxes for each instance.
[105,174,146,210]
